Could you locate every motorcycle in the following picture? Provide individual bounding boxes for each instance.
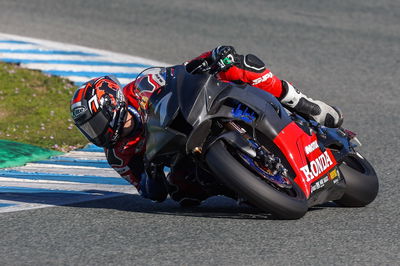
[133,65,379,219]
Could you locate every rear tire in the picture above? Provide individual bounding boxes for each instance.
[334,152,378,207]
[206,140,308,219]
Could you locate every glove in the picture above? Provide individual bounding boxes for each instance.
[210,45,238,73]
[185,58,210,74]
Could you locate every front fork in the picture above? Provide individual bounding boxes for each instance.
[219,121,291,188]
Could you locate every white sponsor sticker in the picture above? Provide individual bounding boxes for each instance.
[252,72,273,85]
[305,140,319,155]
[311,176,329,193]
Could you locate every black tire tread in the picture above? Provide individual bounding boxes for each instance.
[206,140,308,219]
[334,153,379,207]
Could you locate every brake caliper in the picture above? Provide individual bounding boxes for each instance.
[244,139,291,188]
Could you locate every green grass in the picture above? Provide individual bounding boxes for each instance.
[0,62,88,152]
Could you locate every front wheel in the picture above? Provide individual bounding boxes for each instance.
[334,152,379,207]
[205,140,308,219]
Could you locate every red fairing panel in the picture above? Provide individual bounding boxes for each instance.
[273,122,337,198]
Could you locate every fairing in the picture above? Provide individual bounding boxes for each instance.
[273,122,340,198]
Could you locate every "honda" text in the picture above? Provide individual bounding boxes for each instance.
[300,151,334,182]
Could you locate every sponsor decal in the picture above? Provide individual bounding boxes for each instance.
[329,169,338,180]
[300,151,334,182]
[72,106,87,119]
[311,176,329,193]
[252,72,273,85]
[153,73,166,87]
[310,168,340,193]
[329,169,340,184]
[305,140,319,155]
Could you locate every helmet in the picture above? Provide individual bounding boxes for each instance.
[70,76,127,148]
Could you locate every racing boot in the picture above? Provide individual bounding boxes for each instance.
[139,166,169,202]
[280,80,343,128]
[167,165,209,207]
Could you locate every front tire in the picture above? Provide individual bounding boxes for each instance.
[206,140,308,219]
[334,152,379,207]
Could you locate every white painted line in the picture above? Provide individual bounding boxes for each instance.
[0,179,131,188]
[10,168,120,178]
[0,190,138,214]
[23,63,145,74]
[65,75,133,85]
[0,177,100,185]
[60,151,106,158]
[0,32,168,66]
[0,43,39,50]
[23,163,112,171]
[0,54,108,61]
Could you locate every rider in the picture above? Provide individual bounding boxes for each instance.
[70,46,343,205]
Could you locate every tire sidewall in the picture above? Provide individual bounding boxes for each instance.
[335,152,379,207]
[206,140,308,219]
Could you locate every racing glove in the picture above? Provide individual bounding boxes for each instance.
[186,46,238,74]
[209,45,238,73]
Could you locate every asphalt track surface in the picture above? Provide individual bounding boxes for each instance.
[0,0,399,265]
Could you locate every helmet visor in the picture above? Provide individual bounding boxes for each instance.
[77,109,110,140]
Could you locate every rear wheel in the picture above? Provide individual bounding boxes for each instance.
[206,140,308,219]
[334,152,379,207]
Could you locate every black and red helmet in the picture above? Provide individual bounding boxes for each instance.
[70,76,127,148]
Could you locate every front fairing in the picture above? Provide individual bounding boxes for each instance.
[272,122,342,199]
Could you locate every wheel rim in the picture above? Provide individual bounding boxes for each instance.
[232,149,301,198]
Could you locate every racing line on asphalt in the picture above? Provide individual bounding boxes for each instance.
[0,33,166,213]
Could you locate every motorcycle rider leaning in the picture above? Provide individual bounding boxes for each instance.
[70,46,343,206]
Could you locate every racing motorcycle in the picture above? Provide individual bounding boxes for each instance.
[134,65,379,219]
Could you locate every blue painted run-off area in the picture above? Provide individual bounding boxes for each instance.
[0,170,129,185]
[0,35,156,88]
[0,144,130,209]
